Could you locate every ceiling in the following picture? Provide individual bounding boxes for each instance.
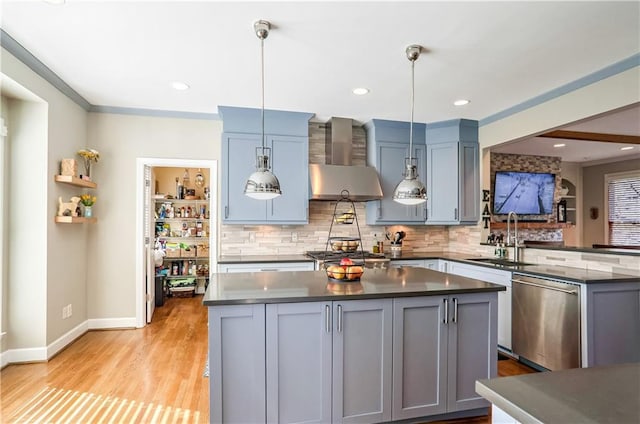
[1,1,639,162]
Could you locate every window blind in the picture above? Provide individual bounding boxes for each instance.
[607,174,640,246]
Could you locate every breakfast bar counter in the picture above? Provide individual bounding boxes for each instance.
[476,362,640,423]
[203,266,505,305]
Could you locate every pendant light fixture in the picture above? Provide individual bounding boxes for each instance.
[393,45,427,205]
[244,20,282,200]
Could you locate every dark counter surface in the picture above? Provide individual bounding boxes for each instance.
[476,362,640,424]
[216,251,639,284]
[203,267,505,306]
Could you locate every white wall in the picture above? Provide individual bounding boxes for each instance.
[2,46,89,356]
[86,113,221,321]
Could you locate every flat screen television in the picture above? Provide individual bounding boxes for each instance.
[493,171,555,215]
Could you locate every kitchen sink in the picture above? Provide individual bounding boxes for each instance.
[465,258,534,267]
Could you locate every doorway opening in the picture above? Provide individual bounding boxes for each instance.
[135,158,218,327]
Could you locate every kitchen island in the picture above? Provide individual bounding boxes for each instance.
[204,267,504,424]
[476,362,640,423]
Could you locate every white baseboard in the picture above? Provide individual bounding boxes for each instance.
[47,321,89,359]
[1,317,135,367]
[88,317,136,330]
[2,346,47,364]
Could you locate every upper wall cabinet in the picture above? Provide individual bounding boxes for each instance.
[219,106,314,224]
[425,119,480,225]
[365,119,427,225]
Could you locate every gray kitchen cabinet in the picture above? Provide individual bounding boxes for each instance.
[266,299,393,424]
[447,261,512,351]
[219,106,313,225]
[365,119,427,225]
[389,259,440,270]
[209,304,266,424]
[266,302,332,424]
[333,299,393,423]
[392,293,497,420]
[583,282,640,367]
[425,120,480,225]
[218,261,315,273]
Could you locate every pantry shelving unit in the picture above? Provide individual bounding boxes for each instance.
[154,198,211,294]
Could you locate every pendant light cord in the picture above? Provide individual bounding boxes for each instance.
[261,36,266,155]
[409,58,415,162]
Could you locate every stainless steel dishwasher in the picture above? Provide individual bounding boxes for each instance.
[512,273,581,370]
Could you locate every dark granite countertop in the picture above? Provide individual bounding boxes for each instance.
[216,252,639,284]
[476,362,640,424]
[203,267,505,306]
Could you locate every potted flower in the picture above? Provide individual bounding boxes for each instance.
[80,194,97,218]
[77,148,100,181]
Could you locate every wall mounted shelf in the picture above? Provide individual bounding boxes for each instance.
[55,216,97,224]
[54,175,97,189]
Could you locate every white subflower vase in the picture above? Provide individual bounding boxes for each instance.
[84,206,93,218]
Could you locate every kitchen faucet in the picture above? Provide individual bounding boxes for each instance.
[506,211,520,263]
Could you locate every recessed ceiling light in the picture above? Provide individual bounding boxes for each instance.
[43,0,66,4]
[553,143,566,148]
[453,99,470,106]
[352,88,369,96]
[620,146,634,151]
[171,81,190,90]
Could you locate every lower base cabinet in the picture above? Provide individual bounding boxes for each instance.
[392,293,497,421]
[209,293,496,423]
[266,299,392,424]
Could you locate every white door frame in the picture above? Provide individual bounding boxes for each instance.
[135,158,218,328]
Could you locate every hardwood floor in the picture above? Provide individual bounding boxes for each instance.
[1,296,535,424]
[1,295,209,423]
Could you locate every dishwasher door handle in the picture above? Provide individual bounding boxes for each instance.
[512,278,579,295]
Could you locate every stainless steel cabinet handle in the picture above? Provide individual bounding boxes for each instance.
[337,304,343,333]
[377,207,381,219]
[260,269,279,272]
[452,298,458,323]
[454,208,458,220]
[224,206,229,219]
[443,299,448,324]
[325,305,331,333]
[425,208,429,221]
[512,279,578,295]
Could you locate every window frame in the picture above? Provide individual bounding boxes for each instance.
[604,169,640,246]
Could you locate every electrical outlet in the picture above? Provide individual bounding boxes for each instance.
[291,232,298,242]
[62,306,67,319]
[249,232,256,242]
[68,304,72,317]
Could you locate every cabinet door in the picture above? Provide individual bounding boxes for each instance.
[446,293,497,412]
[368,142,425,224]
[209,304,266,424]
[266,302,332,424]
[392,297,447,420]
[222,133,267,222]
[426,142,459,224]
[269,135,309,223]
[458,142,480,223]
[333,299,393,423]
[218,261,315,273]
[389,259,426,268]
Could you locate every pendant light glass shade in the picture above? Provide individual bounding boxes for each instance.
[244,20,282,199]
[393,45,426,205]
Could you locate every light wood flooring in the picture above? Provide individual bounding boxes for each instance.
[1,295,535,424]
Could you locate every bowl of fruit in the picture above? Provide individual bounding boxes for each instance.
[330,238,360,253]
[325,258,364,282]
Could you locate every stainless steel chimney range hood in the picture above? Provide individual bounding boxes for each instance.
[309,117,383,201]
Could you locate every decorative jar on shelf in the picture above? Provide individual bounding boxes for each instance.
[84,206,93,218]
